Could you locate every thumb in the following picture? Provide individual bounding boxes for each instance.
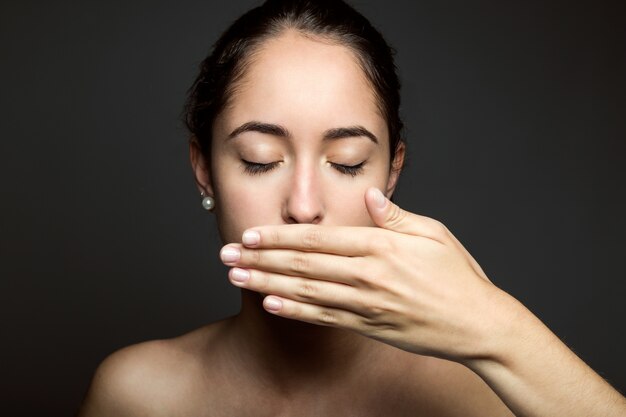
[365,188,492,282]
[365,187,449,242]
[365,187,418,235]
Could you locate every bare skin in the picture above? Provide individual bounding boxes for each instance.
[78,29,625,416]
[78,300,514,417]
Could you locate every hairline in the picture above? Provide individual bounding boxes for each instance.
[217,27,389,135]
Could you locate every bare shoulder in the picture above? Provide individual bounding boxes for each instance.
[77,319,231,417]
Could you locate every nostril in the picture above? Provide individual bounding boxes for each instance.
[284,209,323,225]
[286,215,322,225]
[283,181,324,224]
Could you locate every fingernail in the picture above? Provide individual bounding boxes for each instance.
[230,268,249,283]
[373,188,387,208]
[220,246,240,263]
[242,230,260,246]
[264,297,282,311]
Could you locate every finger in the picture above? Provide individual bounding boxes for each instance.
[228,267,369,315]
[240,224,377,256]
[221,245,364,286]
[366,187,491,281]
[262,295,364,331]
[365,187,451,245]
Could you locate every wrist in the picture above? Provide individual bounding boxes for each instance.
[458,284,533,370]
[456,286,626,417]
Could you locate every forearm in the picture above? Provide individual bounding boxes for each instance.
[463,289,626,417]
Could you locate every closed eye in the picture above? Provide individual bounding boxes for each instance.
[331,161,365,177]
[241,159,280,175]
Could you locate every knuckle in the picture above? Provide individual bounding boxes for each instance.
[361,298,397,320]
[360,308,401,334]
[295,280,317,300]
[317,310,337,325]
[361,318,400,339]
[386,205,407,227]
[302,227,323,249]
[289,254,310,274]
[269,229,281,245]
[367,301,391,318]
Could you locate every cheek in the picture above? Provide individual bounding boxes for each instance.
[319,162,390,227]
[214,182,283,244]
[324,182,382,227]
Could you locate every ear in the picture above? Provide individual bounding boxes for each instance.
[189,137,215,197]
[384,141,406,199]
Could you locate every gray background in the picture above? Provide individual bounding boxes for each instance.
[1,0,624,415]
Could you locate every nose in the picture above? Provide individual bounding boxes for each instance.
[282,161,324,224]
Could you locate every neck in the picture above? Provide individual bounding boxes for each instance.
[225,289,380,391]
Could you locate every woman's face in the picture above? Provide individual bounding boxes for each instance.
[192,30,403,244]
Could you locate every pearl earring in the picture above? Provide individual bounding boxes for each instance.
[200,191,215,211]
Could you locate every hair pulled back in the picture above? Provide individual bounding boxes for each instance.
[183,0,404,165]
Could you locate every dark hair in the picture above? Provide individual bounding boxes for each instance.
[183,0,404,166]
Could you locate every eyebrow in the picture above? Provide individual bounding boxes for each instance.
[227,121,379,144]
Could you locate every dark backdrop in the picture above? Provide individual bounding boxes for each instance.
[1,0,624,415]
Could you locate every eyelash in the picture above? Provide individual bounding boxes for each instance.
[331,161,365,177]
[241,159,365,177]
[241,160,280,175]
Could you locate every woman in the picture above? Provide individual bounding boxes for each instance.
[78,0,626,415]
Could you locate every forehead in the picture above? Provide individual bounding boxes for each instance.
[215,29,388,146]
